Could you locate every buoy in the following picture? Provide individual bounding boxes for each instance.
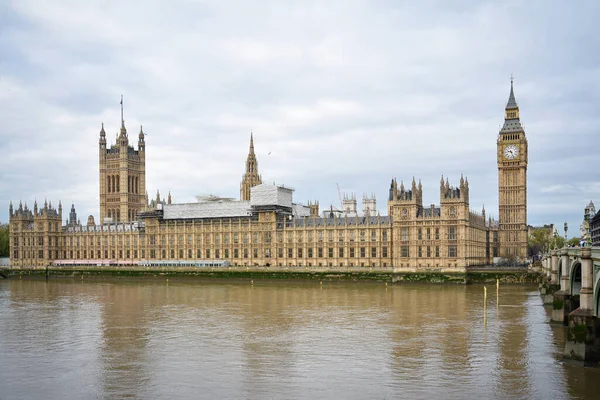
[483,286,488,328]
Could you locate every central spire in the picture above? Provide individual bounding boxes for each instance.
[240,131,262,201]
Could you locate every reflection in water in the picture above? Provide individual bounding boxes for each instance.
[0,279,599,399]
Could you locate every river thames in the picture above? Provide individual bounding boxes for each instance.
[0,278,598,399]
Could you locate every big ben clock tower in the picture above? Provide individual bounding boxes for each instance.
[497,78,528,259]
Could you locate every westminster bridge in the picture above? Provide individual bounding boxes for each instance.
[540,246,600,364]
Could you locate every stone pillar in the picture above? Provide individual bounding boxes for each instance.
[542,251,560,304]
[539,257,547,294]
[560,249,570,293]
[552,249,572,325]
[551,250,559,285]
[579,248,594,311]
[564,248,600,364]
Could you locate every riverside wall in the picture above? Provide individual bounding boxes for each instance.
[2,265,541,284]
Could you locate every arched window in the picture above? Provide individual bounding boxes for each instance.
[116,175,120,192]
[117,210,120,222]
[107,176,111,193]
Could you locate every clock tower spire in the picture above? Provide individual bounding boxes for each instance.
[497,77,528,260]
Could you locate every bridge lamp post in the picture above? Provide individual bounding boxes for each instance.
[564,222,568,244]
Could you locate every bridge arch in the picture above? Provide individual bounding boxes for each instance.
[557,258,563,281]
[570,259,582,295]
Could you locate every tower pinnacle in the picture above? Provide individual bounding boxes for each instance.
[506,76,518,110]
[240,131,262,201]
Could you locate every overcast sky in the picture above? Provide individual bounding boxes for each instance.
[1,0,599,237]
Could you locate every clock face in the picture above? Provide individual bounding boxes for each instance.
[503,144,519,160]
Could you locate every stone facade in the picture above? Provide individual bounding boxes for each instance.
[9,82,527,270]
[497,79,528,259]
[99,98,146,224]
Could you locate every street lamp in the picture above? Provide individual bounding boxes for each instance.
[564,221,568,243]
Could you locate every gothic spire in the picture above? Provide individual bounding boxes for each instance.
[506,75,518,110]
[501,76,523,131]
[119,95,127,138]
[249,131,255,155]
[120,95,125,128]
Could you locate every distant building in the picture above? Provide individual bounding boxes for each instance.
[527,224,554,239]
[591,211,600,247]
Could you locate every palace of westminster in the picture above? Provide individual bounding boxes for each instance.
[8,81,529,270]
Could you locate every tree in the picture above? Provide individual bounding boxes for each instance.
[550,235,565,250]
[567,237,580,247]
[528,228,553,256]
[0,223,9,258]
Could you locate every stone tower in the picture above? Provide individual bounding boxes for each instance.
[9,199,62,267]
[342,193,358,216]
[362,193,377,217]
[99,96,146,223]
[387,178,424,218]
[240,132,262,201]
[497,78,528,259]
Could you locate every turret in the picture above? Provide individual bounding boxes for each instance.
[9,201,13,217]
[362,193,377,217]
[342,193,357,217]
[99,122,106,150]
[309,200,319,217]
[138,125,145,152]
[69,203,77,226]
[168,191,172,205]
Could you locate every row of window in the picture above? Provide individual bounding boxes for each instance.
[24,246,391,261]
[401,227,457,241]
[400,245,457,258]
[106,175,140,194]
[15,244,465,261]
